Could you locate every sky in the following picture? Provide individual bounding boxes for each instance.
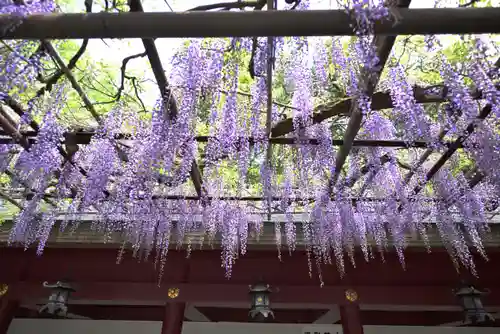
[82,0,440,64]
[65,0,490,108]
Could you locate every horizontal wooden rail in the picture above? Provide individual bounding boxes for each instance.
[0,8,499,39]
[0,131,459,148]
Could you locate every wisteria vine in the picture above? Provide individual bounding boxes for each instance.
[0,0,499,283]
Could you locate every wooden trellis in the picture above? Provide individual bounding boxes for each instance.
[0,0,498,223]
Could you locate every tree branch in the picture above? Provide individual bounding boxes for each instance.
[32,0,93,99]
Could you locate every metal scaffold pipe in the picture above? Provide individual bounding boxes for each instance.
[0,8,499,39]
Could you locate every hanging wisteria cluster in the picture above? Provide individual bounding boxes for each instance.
[1,0,500,282]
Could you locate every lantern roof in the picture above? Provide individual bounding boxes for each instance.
[249,283,272,293]
[43,281,76,292]
[455,285,487,297]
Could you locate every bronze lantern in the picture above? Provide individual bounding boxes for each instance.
[39,281,75,318]
[454,283,494,325]
[249,282,274,321]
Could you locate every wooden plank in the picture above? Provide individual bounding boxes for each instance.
[0,8,499,39]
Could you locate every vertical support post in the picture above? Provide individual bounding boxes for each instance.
[161,302,185,334]
[0,296,18,334]
[264,0,276,222]
[340,304,363,334]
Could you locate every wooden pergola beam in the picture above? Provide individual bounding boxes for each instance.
[1,8,499,39]
[328,0,411,189]
[411,104,492,197]
[402,56,500,186]
[0,106,58,206]
[0,131,463,148]
[271,85,448,137]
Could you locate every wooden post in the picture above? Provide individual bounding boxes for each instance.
[340,304,363,334]
[161,302,185,334]
[0,296,18,334]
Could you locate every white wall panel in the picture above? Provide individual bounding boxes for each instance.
[7,319,498,334]
[363,326,498,334]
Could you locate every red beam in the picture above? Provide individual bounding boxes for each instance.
[12,305,498,326]
[13,305,473,326]
[195,307,328,323]
[7,281,500,306]
[16,305,165,321]
[1,247,498,285]
[196,308,467,326]
[15,305,196,322]
[1,247,500,306]
[15,305,328,324]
